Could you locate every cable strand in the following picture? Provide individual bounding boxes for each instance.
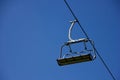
[64,0,117,80]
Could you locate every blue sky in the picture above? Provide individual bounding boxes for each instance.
[0,0,120,80]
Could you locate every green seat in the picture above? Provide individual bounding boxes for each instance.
[57,54,93,66]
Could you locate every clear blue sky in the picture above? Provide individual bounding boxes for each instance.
[0,0,120,80]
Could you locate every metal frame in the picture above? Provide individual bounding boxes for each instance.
[58,20,96,60]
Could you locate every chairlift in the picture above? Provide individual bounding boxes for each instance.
[57,20,96,66]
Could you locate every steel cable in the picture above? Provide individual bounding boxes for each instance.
[64,0,117,80]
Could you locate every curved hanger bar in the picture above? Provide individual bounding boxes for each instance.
[68,20,77,41]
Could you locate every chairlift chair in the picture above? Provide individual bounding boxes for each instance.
[57,20,96,66]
